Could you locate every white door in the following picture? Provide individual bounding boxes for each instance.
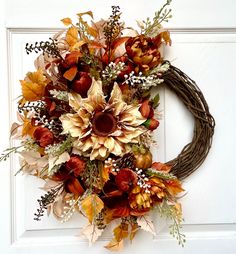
[1,0,236,253]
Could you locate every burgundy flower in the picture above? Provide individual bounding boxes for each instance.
[115,168,138,192]
[71,72,92,97]
[33,127,54,147]
[114,56,134,80]
[66,156,86,177]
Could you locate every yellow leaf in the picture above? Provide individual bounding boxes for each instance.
[87,26,98,38]
[22,116,37,137]
[100,164,110,184]
[61,17,72,26]
[21,70,47,101]
[77,11,94,19]
[104,238,123,251]
[81,194,104,224]
[63,66,77,81]
[130,222,139,241]
[66,26,78,48]
[113,223,129,242]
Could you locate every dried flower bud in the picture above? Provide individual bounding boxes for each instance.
[140,100,151,118]
[143,118,159,131]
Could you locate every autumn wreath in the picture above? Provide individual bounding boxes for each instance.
[1,0,215,250]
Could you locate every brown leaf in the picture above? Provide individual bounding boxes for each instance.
[81,194,104,224]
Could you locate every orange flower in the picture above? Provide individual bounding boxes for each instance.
[125,35,162,73]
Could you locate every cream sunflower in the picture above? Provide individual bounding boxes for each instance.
[59,80,146,160]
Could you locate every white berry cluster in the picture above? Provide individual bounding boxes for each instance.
[102,61,125,80]
[104,157,120,172]
[135,168,151,193]
[124,71,164,89]
[60,198,77,223]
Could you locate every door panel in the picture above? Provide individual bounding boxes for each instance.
[1,1,236,253]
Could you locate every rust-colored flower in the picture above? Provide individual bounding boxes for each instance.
[115,168,138,192]
[125,35,162,73]
[33,127,54,147]
[66,156,86,177]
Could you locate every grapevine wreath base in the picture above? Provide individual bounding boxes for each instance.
[1,1,215,251]
[162,63,215,179]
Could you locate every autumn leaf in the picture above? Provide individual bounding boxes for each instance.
[22,116,37,137]
[113,223,129,242]
[152,162,172,173]
[61,17,72,26]
[21,69,47,101]
[137,215,156,236]
[104,238,124,251]
[66,26,79,48]
[81,194,104,224]
[100,164,110,184]
[77,11,94,20]
[76,11,98,39]
[63,66,78,81]
[81,224,103,245]
[48,152,70,172]
[165,179,184,196]
[130,222,139,241]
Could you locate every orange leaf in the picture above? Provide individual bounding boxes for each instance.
[101,165,110,184]
[65,51,82,65]
[161,30,172,46]
[22,117,37,137]
[63,66,77,81]
[111,36,130,50]
[152,162,172,173]
[165,179,184,196]
[67,178,84,195]
[89,41,104,49]
[61,17,72,26]
[81,194,104,224]
[21,70,47,101]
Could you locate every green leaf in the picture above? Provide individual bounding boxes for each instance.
[152,93,160,108]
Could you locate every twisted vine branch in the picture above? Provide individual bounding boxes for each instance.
[162,63,215,180]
